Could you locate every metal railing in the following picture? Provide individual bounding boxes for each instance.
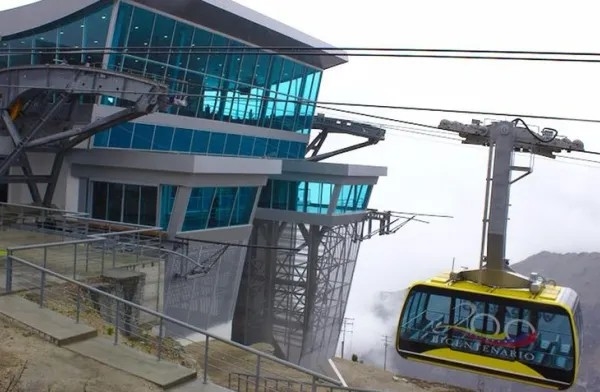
[4,255,352,392]
[228,372,380,392]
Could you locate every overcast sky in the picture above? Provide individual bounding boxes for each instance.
[4,0,600,357]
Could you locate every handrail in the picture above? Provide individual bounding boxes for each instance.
[6,254,343,386]
[228,372,379,392]
[6,232,206,271]
[0,202,88,217]
[6,237,105,251]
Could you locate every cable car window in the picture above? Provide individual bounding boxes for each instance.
[399,287,575,372]
[534,311,574,371]
[399,291,450,343]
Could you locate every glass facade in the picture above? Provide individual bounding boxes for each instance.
[160,185,258,231]
[103,1,321,134]
[93,122,306,159]
[0,3,113,69]
[336,184,372,213]
[90,181,158,226]
[258,180,372,214]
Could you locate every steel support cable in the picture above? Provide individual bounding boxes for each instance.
[9,45,600,62]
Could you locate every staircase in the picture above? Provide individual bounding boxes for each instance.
[0,295,204,390]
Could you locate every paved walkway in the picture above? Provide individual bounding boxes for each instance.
[0,295,202,390]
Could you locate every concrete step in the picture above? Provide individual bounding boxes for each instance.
[66,336,197,389]
[0,295,97,346]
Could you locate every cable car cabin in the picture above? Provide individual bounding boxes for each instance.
[396,274,582,390]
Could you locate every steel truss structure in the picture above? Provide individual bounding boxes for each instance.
[233,219,363,371]
[162,239,248,337]
[0,64,172,205]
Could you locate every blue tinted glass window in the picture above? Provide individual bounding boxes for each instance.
[122,55,145,75]
[231,187,257,225]
[224,42,243,82]
[254,55,270,88]
[131,123,154,149]
[126,7,154,61]
[224,134,241,156]
[94,131,109,147]
[266,139,279,158]
[208,133,226,154]
[183,187,215,231]
[84,4,113,65]
[0,42,8,69]
[106,183,123,222]
[271,180,290,210]
[33,28,59,65]
[253,137,267,157]
[258,180,272,208]
[111,3,133,50]
[169,22,193,69]
[149,14,175,64]
[159,185,177,229]
[171,128,193,152]
[191,131,210,154]
[181,72,203,118]
[208,187,237,228]
[277,140,290,158]
[108,123,134,148]
[239,136,255,156]
[188,29,212,74]
[206,35,227,78]
[58,19,84,64]
[10,38,33,67]
[152,126,174,151]
[145,61,166,80]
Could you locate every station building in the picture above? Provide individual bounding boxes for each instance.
[0,0,387,372]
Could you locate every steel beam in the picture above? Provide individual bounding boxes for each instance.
[0,175,52,183]
[0,94,67,176]
[42,150,65,206]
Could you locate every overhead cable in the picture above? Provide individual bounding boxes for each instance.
[6,46,600,63]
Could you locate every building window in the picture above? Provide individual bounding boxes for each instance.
[160,185,258,232]
[90,181,158,226]
[259,180,373,214]
[336,184,372,213]
[0,2,113,68]
[103,2,322,134]
[93,122,307,160]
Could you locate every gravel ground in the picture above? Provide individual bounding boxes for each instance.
[332,358,472,392]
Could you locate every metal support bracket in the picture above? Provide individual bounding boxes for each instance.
[305,114,386,161]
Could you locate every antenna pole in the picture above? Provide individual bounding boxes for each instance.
[340,317,354,359]
[382,335,391,371]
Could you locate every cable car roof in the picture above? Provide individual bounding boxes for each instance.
[415,272,574,304]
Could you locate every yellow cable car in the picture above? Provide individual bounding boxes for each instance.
[396,274,582,390]
[395,119,585,390]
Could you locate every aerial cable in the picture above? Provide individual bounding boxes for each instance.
[7,47,600,63]
[316,102,600,125]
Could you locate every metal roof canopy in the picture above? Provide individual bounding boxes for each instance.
[0,0,347,70]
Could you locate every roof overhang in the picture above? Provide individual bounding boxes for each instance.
[69,148,281,187]
[0,0,347,70]
[271,159,388,184]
